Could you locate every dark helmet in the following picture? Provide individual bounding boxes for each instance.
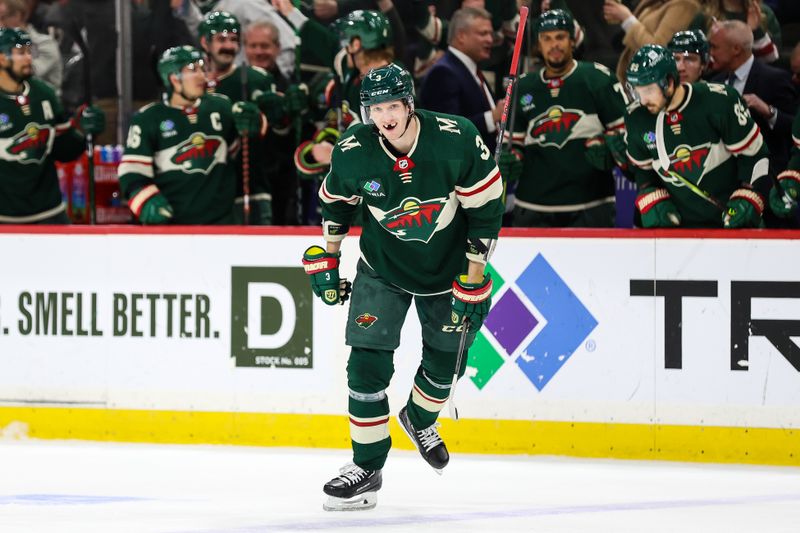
[626,44,679,94]
[333,10,392,51]
[534,9,575,39]
[0,27,32,56]
[668,29,710,64]
[157,46,205,89]
[199,11,241,42]
[359,63,414,123]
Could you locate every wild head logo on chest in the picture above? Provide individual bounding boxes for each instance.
[530,106,583,148]
[660,143,711,183]
[5,123,51,164]
[170,133,223,173]
[378,196,447,243]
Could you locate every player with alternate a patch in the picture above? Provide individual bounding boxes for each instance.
[119,46,266,225]
[0,27,105,224]
[625,45,770,228]
[500,9,628,227]
[301,64,503,511]
[200,10,306,224]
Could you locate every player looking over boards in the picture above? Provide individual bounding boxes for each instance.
[624,44,771,228]
[500,9,628,228]
[301,63,504,511]
[118,45,266,225]
[0,27,104,224]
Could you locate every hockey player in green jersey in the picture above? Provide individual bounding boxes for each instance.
[270,1,397,176]
[302,64,503,511]
[625,44,771,228]
[119,46,266,225]
[668,29,710,84]
[500,9,627,227]
[768,112,800,221]
[199,10,302,224]
[0,27,105,224]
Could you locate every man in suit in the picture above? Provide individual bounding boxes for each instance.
[710,20,797,175]
[419,6,503,153]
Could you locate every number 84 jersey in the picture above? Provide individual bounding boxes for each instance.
[625,82,769,227]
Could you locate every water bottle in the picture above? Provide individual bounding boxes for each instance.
[72,162,87,222]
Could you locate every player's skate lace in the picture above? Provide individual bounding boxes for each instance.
[336,463,369,486]
[415,422,443,452]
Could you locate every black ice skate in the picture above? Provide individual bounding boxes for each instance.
[322,463,382,511]
[398,406,449,474]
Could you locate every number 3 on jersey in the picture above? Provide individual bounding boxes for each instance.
[475,135,490,160]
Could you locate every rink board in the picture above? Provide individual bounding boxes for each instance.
[0,227,798,465]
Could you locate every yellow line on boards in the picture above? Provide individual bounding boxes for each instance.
[0,407,796,466]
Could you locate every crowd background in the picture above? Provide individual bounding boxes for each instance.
[3,0,800,227]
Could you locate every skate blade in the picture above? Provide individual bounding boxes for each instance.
[399,417,445,475]
[323,491,377,511]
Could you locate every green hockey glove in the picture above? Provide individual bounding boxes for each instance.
[302,245,352,305]
[584,136,614,171]
[603,131,628,170]
[73,104,106,136]
[768,171,800,218]
[724,188,764,228]
[498,147,523,183]
[255,91,286,124]
[451,273,493,330]
[283,83,309,115]
[138,192,174,225]
[232,101,265,137]
[636,187,681,228]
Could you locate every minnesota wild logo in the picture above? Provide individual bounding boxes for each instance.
[379,196,447,243]
[170,133,223,173]
[355,313,378,329]
[663,143,711,182]
[529,106,583,149]
[7,123,51,164]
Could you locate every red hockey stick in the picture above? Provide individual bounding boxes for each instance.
[449,6,529,422]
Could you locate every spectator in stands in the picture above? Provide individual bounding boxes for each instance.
[0,0,61,93]
[0,27,104,224]
[710,20,797,178]
[244,19,300,225]
[668,29,711,83]
[603,0,701,83]
[501,9,628,228]
[419,7,503,153]
[690,0,781,64]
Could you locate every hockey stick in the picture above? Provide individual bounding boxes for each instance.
[71,20,95,224]
[449,6,529,422]
[240,63,251,225]
[493,5,529,164]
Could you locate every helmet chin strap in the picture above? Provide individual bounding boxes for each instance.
[175,73,199,106]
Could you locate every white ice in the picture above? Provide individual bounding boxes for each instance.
[1,440,799,533]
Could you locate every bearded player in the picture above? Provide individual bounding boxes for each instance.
[301,64,503,511]
[625,44,770,228]
[500,10,628,227]
[0,27,104,224]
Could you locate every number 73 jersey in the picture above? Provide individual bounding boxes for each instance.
[625,82,769,227]
[320,109,504,295]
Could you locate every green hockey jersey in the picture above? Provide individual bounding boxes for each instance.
[788,111,800,171]
[508,60,627,210]
[0,78,85,222]
[626,82,769,227]
[119,93,238,224]
[207,65,275,198]
[320,109,504,295]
